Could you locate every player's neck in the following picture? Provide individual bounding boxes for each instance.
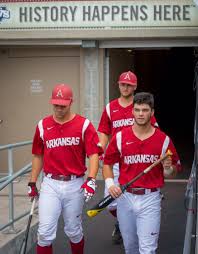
[132,123,155,140]
[118,95,133,107]
[53,113,75,124]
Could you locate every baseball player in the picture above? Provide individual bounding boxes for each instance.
[98,71,158,244]
[103,92,181,254]
[28,83,102,254]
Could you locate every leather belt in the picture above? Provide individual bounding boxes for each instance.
[126,187,158,195]
[45,174,82,181]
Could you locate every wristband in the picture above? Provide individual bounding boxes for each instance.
[164,166,174,176]
[105,178,115,189]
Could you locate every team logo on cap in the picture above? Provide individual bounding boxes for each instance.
[124,72,131,81]
[56,89,63,98]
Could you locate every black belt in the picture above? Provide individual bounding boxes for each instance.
[126,187,158,195]
[45,174,82,181]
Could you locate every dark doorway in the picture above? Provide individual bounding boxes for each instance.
[109,47,196,178]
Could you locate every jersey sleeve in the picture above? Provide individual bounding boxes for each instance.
[98,107,112,135]
[84,121,103,157]
[104,133,121,165]
[32,125,44,155]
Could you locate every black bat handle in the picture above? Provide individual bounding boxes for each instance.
[98,194,115,208]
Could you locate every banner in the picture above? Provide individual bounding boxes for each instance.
[0,0,198,30]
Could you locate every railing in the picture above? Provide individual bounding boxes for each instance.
[183,55,198,254]
[0,141,32,233]
[183,162,197,254]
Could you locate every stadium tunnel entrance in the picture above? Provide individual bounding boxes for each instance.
[108,47,197,178]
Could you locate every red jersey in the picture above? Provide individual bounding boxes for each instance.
[98,98,158,137]
[104,127,181,188]
[32,114,101,176]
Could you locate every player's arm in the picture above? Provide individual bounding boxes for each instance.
[30,154,43,182]
[28,125,44,198]
[81,153,99,202]
[84,123,102,178]
[103,164,122,199]
[28,154,43,198]
[81,122,102,202]
[87,153,99,179]
[99,132,109,150]
[103,163,114,179]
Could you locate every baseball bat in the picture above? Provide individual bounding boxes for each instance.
[87,150,172,218]
[19,198,36,254]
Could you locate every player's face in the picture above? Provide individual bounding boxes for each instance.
[53,104,70,119]
[133,103,154,126]
[119,83,136,98]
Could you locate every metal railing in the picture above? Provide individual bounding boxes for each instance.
[183,162,197,254]
[0,141,32,233]
[183,55,198,254]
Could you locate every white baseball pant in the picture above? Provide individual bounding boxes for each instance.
[37,176,84,247]
[117,190,161,254]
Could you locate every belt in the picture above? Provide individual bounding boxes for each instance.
[45,174,82,181]
[126,187,158,195]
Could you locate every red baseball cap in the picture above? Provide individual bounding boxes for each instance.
[50,84,73,106]
[118,71,137,86]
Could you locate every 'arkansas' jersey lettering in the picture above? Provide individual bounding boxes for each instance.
[113,118,134,128]
[46,137,80,148]
[124,154,159,164]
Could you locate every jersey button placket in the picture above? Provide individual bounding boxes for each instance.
[60,126,63,133]
[138,141,143,153]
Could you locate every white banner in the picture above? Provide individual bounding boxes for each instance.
[0,0,198,30]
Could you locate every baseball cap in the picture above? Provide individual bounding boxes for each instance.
[50,84,73,106]
[118,71,137,86]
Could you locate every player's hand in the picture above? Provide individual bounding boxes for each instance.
[108,185,122,199]
[162,156,172,168]
[28,182,39,199]
[81,177,96,202]
[162,156,175,177]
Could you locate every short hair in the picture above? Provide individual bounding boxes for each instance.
[133,92,154,109]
